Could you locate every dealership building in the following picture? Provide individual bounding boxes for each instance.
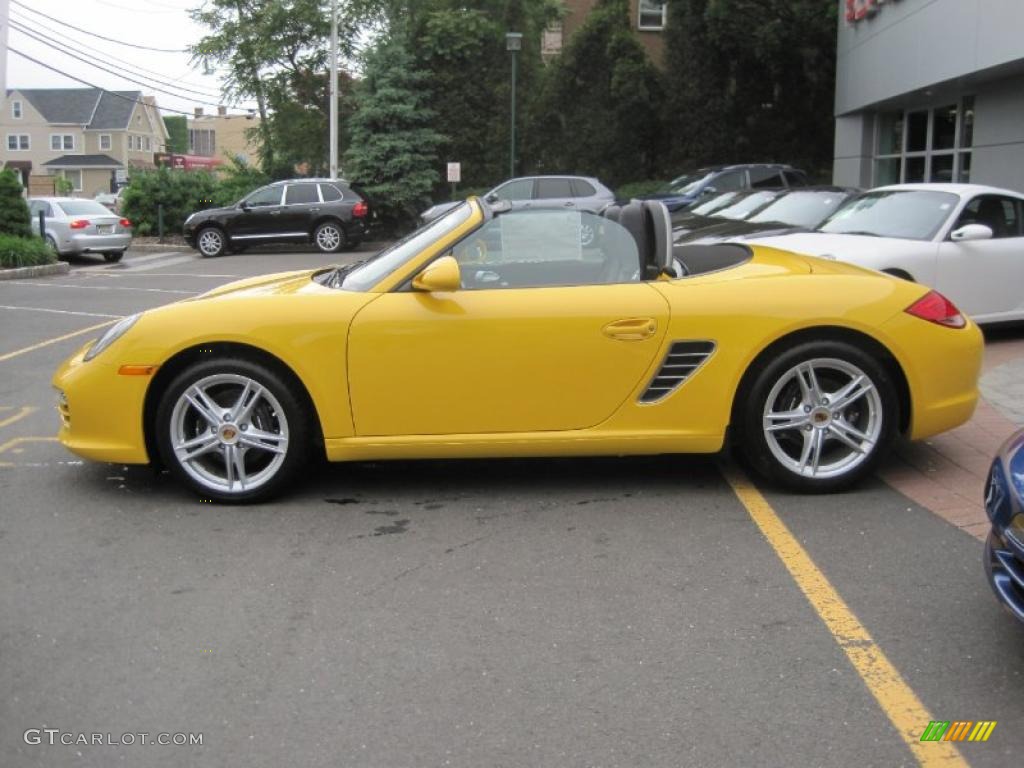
[833,0,1024,192]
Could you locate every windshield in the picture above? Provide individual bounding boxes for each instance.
[688,191,742,216]
[56,200,115,216]
[712,191,780,221]
[341,202,474,291]
[747,191,853,229]
[661,172,713,195]
[819,190,959,240]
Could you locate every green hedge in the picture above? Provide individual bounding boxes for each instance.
[616,180,668,199]
[0,234,57,268]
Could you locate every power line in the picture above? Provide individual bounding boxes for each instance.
[10,26,247,112]
[9,47,254,119]
[10,20,225,102]
[11,0,188,53]
[9,9,224,99]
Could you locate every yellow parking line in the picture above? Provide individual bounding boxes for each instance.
[0,406,36,429]
[720,463,968,767]
[0,321,113,363]
[0,436,58,455]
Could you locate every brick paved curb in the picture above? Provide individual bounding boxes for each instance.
[980,357,1024,426]
[0,262,70,281]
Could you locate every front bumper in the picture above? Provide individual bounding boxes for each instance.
[985,526,1024,623]
[52,343,152,464]
[983,435,1024,623]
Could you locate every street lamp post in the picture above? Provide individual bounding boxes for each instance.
[505,32,522,179]
[329,0,339,180]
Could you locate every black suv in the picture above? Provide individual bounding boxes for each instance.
[183,179,369,257]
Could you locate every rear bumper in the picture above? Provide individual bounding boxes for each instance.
[61,233,131,255]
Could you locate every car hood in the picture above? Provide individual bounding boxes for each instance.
[641,192,692,203]
[676,220,807,244]
[742,232,930,265]
[190,205,236,219]
[189,269,321,301]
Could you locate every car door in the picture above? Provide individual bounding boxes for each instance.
[936,194,1024,319]
[488,178,535,210]
[347,210,670,436]
[534,177,577,211]
[279,182,322,238]
[230,185,285,239]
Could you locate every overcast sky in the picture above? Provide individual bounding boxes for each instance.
[5,0,258,116]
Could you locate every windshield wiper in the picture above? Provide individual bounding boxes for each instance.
[832,230,881,237]
[322,260,365,289]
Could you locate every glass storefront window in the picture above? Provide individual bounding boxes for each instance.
[959,152,972,183]
[875,157,901,186]
[906,111,929,152]
[960,96,974,148]
[931,154,954,183]
[877,113,903,155]
[933,105,957,150]
[905,156,926,183]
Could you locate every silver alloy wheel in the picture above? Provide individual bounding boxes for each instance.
[316,224,342,252]
[580,222,596,246]
[198,229,224,256]
[169,373,289,495]
[762,357,883,480]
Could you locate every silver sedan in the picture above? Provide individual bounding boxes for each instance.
[29,197,133,263]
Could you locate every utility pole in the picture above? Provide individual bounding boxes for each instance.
[0,0,10,100]
[329,0,339,180]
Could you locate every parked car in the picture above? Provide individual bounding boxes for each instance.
[984,428,1024,623]
[29,197,133,263]
[746,184,1024,324]
[420,176,615,227]
[183,178,369,257]
[639,164,808,212]
[670,189,786,240]
[53,197,982,503]
[94,187,126,213]
[674,187,860,245]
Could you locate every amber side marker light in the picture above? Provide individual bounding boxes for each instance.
[118,365,159,376]
[905,290,966,329]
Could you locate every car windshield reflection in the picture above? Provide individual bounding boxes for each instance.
[819,190,959,240]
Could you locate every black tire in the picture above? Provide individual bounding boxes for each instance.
[737,340,898,493]
[313,221,345,253]
[196,226,227,257]
[155,357,313,503]
[103,251,124,263]
[45,236,62,257]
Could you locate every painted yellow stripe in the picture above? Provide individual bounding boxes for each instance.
[978,721,996,742]
[0,406,36,430]
[0,321,114,363]
[721,464,968,767]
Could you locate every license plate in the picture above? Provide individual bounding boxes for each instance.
[98,225,114,234]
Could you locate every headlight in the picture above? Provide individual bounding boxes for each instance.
[84,313,140,362]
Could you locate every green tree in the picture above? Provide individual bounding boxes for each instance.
[663,0,837,175]
[164,116,189,154]
[343,37,443,232]
[0,170,32,238]
[528,0,664,186]
[121,168,218,236]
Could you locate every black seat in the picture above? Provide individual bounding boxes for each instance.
[975,197,1008,238]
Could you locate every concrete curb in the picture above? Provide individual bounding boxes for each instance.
[129,243,192,253]
[0,262,71,281]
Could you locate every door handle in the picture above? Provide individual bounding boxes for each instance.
[564,201,575,207]
[310,207,320,213]
[270,210,282,215]
[602,317,657,341]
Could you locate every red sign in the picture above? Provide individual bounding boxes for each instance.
[846,0,897,23]
[154,153,223,171]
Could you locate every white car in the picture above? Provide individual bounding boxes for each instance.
[746,183,1024,324]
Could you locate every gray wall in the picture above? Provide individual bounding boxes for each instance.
[836,0,1024,116]
[971,76,1024,192]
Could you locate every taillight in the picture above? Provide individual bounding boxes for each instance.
[905,290,966,328]
[69,219,89,229]
[352,201,368,218]
[119,218,132,228]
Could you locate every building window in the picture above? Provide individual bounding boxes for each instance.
[12,100,22,119]
[189,128,216,157]
[638,0,667,31]
[61,170,83,192]
[873,97,974,184]
[144,136,151,151]
[6,134,30,150]
[99,134,112,151]
[50,134,75,151]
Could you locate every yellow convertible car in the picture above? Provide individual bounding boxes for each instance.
[53,198,982,502]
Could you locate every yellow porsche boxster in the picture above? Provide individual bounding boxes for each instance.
[53,198,982,502]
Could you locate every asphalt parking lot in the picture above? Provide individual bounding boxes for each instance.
[2,246,1023,768]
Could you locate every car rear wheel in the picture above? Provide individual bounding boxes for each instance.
[103,251,123,263]
[196,227,226,257]
[738,341,897,492]
[314,221,345,253]
[155,358,311,503]
[45,236,61,257]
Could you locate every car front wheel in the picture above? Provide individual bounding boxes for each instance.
[738,341,898,492]
[196,227,226,257]
[314,221,345,253]
[156,358,311,502]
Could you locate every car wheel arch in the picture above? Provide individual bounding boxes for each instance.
[142,341,325,467]
[881,268,914,282]
[728,326,911,439]
[309,215,347,238]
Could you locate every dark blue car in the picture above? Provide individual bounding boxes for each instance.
[984,428,1024,622]
[639,164,808,212]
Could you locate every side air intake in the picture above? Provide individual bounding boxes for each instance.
[638,340,716,404]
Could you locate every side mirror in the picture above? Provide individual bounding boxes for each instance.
[951,223,993,242]
[239,200,251,211]
[412,255,462,293]
[485,193,499,204]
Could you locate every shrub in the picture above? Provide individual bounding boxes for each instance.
[616,180,669,200]
[0,234,57,268]
[121,167,218,237]
[0,169,31,237]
